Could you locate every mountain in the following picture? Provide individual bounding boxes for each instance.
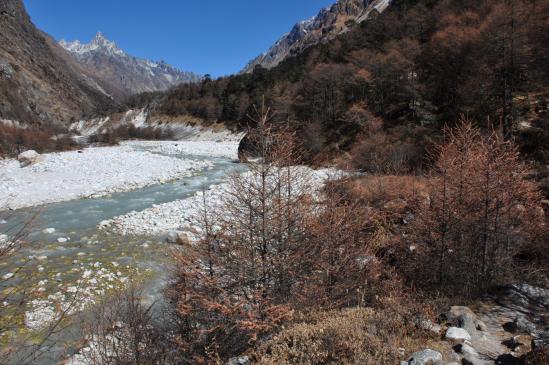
[60,32,202,99]
[242,0,391,73]
[0,0,114,126]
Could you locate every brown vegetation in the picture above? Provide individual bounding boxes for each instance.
[88,124,174,145]
[404,120,544,297]
[167,106,428,362]
[0,124,76,158]
[252,306,447,365]
[163,115,547,363]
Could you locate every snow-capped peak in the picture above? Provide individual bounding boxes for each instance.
[60,32,126,57]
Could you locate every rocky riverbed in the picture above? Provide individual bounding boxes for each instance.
[0,139,245,363]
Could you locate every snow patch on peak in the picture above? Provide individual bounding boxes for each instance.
[60,32,126,57]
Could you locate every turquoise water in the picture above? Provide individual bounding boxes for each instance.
[0,146,245,364]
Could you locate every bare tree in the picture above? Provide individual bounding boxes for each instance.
[169,100,312,361]
[410,119,543,297]
[75,282,178,365]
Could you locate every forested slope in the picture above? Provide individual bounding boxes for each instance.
[126,0,548,180]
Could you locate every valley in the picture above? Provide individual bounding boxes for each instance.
[0,0,547,364]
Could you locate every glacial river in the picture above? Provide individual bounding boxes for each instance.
[0,147,245,364]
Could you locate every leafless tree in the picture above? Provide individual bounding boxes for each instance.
[409,119,544,297]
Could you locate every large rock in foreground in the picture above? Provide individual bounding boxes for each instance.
[17,150,41,167]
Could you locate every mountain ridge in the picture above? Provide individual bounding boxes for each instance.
[59,32,202,99]
[242,0,391,73]
[0,0,114,126]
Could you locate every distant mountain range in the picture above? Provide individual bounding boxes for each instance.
[0,0,201,126]
[0,0,390,127]
[60,33,202,99]
[243,0,391,73]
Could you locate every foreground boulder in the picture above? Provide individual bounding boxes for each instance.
[402,349,442,365]
[17,150,41,167]
[447,306,485,334]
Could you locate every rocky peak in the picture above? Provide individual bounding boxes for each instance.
[59,32,201,97]
[60,32,126,57]
[242,0,392,73]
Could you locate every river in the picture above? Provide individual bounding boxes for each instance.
[0,144,245,364]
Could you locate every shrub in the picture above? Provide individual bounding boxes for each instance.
[0,124,76,158]
[88,124,174,144]
[252,305,447,365]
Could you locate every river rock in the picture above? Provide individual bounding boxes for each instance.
[227,356,250,365]
[166,231,179,244]
[403,349,442,365]
[57,237,68,243]
[42,228,56,234]
[18,150,41,167]
[446,327,471,344]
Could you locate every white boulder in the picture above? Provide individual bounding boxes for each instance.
[404,349,442,365]
[17,150,41,167]
[446,326,471,344]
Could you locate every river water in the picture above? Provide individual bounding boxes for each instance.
[0,147,245,364]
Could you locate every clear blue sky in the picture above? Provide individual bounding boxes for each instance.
[23,0,334,77]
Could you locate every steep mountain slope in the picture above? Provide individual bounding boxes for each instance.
[60,33,202,99]
[0,0,114,126]
[242,0,391,72]
[123,0,547,174]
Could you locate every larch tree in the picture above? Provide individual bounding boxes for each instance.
[410,119,543,297]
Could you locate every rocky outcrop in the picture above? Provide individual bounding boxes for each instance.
[445,327,472,345]
[437,284,549,364]
[242,0,392,72]
[398,284,548,364]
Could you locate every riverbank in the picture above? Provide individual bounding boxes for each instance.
[0,140,241,210]
[100,167,345,237]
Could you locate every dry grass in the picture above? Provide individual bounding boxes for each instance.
[351,175,429,208]
[252,306,450,365]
